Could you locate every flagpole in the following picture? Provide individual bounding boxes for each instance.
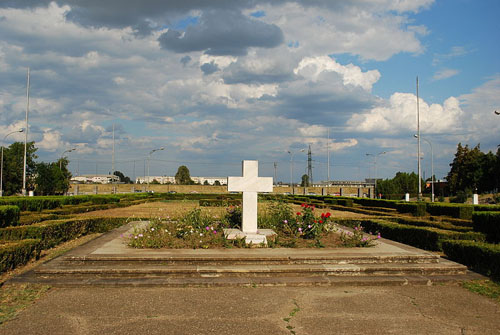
[22,67,30,196]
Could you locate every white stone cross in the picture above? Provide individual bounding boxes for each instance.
[227,160,273,234]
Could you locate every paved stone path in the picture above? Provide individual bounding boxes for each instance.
[1,285,499,334]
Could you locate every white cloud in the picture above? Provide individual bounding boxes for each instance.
[37,129,64,151]
[347,93,464,134]
[294,56,380,91]
[432,68,459,81]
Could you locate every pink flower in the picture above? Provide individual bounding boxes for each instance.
[138,234,143,237]
[206,226,210,231]
[308,225,312,229]
[283,219,288,224]
[213,230,217,234]
[298,227,302,232]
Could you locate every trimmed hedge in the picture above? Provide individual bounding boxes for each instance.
[351,219,484,251]
[352,198,401,209]
[389,217,472,232]
[427,203,473,220]
[442,240,500,279]
[472,211,500,243]
[0,205,20,228]
[199,199,241,207]
[323,198,354,207]
[0,217,128,249]
[0,195,120,212]
[395,202,427,217]
[474,204,500,212]
[0,239,41,273]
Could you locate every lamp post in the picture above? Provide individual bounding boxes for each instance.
[287,149,305,194]
[60,148,76,170]
[147,147,164,190]
[366,151,386,198]
[1,129,25,197]
[415,135,434,202]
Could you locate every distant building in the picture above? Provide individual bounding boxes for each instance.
[71,174,120,184]
[135,176,227,185]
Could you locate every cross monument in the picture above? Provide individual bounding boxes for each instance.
[227,160,274,243]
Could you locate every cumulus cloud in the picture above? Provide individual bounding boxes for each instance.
[158,9,284,56]
[347,93,464,134]
[294,56,380,91]
[432,68,459,81]
[200,61,220,75]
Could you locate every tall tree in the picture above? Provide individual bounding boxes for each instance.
[300,174,310,187]
[35,160,71,195]
[113,170,132,183]
[1,141,37,195]
[175,165,193,185]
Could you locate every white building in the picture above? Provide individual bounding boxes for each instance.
[71,174,120,184]
[135,176,227,185]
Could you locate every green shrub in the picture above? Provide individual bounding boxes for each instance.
[450,191,469,203]
[442,240,500,279]
[352,198,401,209]
[395,202,427,216]
[323,198,354,207]
[427,203,473,219]
[0,205,20,228]
[390,217,473,232]
[0,239,41,273]
[199,199,241,207]
[350,219,484,251]
[474,204,500,212]
[0,217,127,249]
[473,212,500,243]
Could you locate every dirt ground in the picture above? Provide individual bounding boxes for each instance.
[76,200,367,220]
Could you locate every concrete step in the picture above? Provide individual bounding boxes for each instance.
[61,253,440,266]
[34,260,466,279]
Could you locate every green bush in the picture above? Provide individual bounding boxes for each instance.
[0,239,41,273]
[442,240,500,279]
[395,202,427,217]
[0,217,128,249]
[352,198,401,209]
[199,199,241,207]
[0,195,121,212]
[0,205,20,228]
[474,204,500,212]
[391,217,473,232]
[352,219,484,251]
[473,212,500,243]
[427,203,473,219]
[323,198,354,207]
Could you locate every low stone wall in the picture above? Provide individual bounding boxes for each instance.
[69,184,374,197]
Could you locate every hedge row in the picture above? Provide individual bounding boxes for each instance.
[0,205,20,228]
[395,202,427,217]
[0,239,41,273]
[0,217,128,249]
[322,198,354,207]
[199,199,242,207]
[0,195,120,212]
[351,198,401,209]
[472,212,500,243]
[349,219,484,251]
[426,203,473,220]
[474,204,500,212]
[388,217,473,232]
[442,240,500,279]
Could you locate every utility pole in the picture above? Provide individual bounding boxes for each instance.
[273,162,277,186]
[22,67,30,196]
[112,123,115,175]
[416,76,422,201]
[327,128,330,183]
[307,144,313,186]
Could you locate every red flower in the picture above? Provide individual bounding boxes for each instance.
[321,213,325,218]
[314,220,317,223]
[301,203,305,207]
[326,212,331,218]
[296,212,301,216]
[319,220,323,224]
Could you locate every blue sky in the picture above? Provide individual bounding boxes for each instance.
[0,0,498,183]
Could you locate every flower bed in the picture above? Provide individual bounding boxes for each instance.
[128,202,380,249]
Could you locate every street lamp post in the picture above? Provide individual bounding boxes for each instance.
[366,151,386,198]
[1,129,25,197]
[287,149,305,194]
[415,135,434,202]
[60,148,76,170]
[147,147,164,191]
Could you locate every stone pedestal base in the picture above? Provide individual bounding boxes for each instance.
[224,228,276,246]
